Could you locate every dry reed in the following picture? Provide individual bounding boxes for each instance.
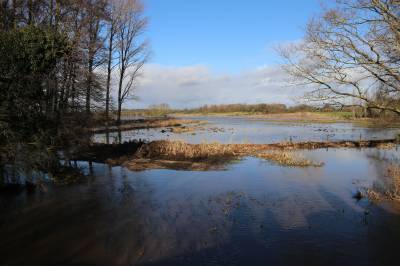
[386,164,400,200]
[257,151,324,167]
[135,140,238,160]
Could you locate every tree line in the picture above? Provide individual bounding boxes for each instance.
[0,0,148,184]
[177,103,350,114]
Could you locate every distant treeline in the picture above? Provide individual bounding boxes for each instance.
[121,103,363,117]
[176,103,360,114]
[179,104,317,114]
[122,103,400,120]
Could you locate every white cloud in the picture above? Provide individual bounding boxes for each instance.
[124,63,303,109]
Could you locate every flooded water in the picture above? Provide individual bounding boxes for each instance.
[94,116,400,144]
[1,148,400,266]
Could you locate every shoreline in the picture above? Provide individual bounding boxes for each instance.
[171,112,400,126]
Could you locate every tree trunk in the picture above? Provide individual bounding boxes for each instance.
[86,59,93,115]
[117,67,124,125]
[105,25,114,124]
[117,101,122,125]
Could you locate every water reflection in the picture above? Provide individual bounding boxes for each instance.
[1,148,400,265]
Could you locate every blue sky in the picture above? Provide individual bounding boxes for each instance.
[144,0,320,73]
[133,0,323,108]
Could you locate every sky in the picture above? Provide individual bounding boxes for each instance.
[132,0,322,108]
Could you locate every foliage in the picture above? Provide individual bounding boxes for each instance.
[0,0,148,186]
[0,26,70,184]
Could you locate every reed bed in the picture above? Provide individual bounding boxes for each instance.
[134,139,398,162]
[135,140,239,160]
[134,140,324,167]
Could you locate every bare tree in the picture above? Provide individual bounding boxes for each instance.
[104,0,120,123]
[83,0,107,114]
[279,0,400,115]
[115,0,148,124]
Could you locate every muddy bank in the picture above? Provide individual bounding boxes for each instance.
[74,140,145,163]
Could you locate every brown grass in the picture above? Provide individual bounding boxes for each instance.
[135,140,239,160]
[376,143,397,149]
[366,189,383,201]
[257,151,324,167]
[136,139,398,159]
[386,164,400,200]
[365,164,400,202]
[128,140,324,169]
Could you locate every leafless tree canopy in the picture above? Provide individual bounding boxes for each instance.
[279,0,400,115]
[114,0,149,124]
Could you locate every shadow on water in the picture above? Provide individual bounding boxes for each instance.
[140,187,400,266]
[1,148,400,266]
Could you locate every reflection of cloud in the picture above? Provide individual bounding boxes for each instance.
[125,63,304,108]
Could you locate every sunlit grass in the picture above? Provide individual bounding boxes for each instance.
[257,151,324,167]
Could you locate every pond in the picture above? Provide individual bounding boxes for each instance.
[1,147,400,266]
[94,116,400,144]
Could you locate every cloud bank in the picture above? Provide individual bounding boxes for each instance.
[129,64,303,109]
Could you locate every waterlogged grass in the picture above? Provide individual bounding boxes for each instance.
[386,164,400,200]
[119,140,325,170]
[365,164,400,202]
[136,140,239,160]
[97,139,400,171]
[257,151,324,167]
